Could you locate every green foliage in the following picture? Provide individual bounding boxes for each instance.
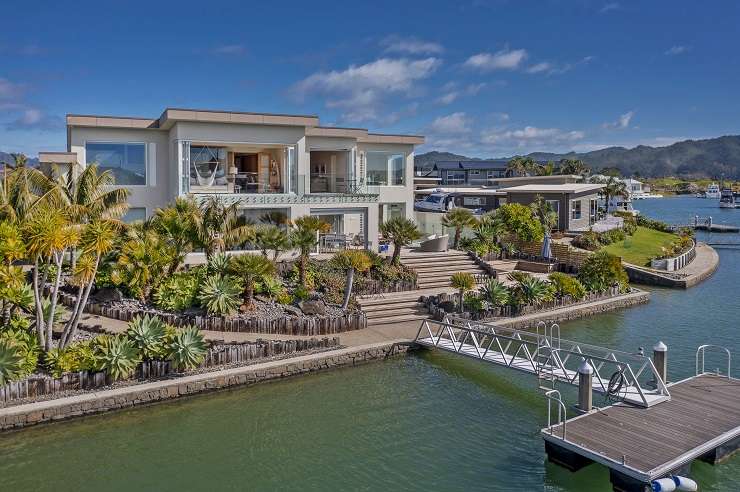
[229,254,276,305]
[572,231,602,251]
[577,251,629,292]
[111,230,175,301]
[510,273,555,306]
[599,228,626,245]
[548,272,587,300]
[126,315,168,360]
[331,249,372,273]
[259,276,284,301]
[253,225,291,261]
[480,279,511,307]
[636,215,673,233]
[91,335,141,380]
[450,272,475,291]
[198,275,242,315]
[293,285,310,301]
[494,203,544,243]
[530,195,558,233]
[207,252,232,276]
[44,341,97,377]
[379,217,423,264]
[441,208,477,249]
[463,293,486,313]
[0,340,24,384]
[166,326,207,371]
[153,272,201,311]
[0,324,39,378]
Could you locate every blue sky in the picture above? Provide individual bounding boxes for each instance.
[2,0,739,157]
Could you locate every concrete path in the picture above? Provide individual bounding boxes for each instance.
[624,242,719,288]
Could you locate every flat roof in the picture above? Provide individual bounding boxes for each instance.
[66,107,424,145]
[497,183,604,193]
[415,187,506,195]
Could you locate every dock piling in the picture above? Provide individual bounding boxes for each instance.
[577,360,593,412]
[653,341,668,384]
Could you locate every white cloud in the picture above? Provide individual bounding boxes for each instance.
[665,45,687,56]
[211,44,246,55]
[491,112,510,122]
[429,112,471,134]
[600,3,620,13]
[435,82,486,105]
[436,91,459,105]
[603,110,635,129]
[481,126,585,148]
[381,36,444,55]
[294,57,440,123]
[464,48,527,71]
[526,62,553,74]
[6,108,62,131]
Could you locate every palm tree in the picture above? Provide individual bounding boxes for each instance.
[536,161,555,176]
[602,176,628,213]
[254,225,291,261]
[506,156,528,177]
[112,228,174,302]
[379,217,423,265]
[530,195,558,234]
[229,253,275,308]
[59,220,117,348]
[559,158,590,176]
[332,250,372,310]
[441,207,477,249]
[152,197,200,274]
[289,216,330,288]
[195,196,254,261]
[450,272,475,313]
[1,154,55,223]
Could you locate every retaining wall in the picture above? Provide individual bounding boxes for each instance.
[0,341,412,431]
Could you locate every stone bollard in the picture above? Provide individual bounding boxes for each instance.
[577,359,593,413]
[653,341,668,384]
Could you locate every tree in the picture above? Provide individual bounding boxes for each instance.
[290,216,330,288]
[229,253,275,308]
[195,196,254,261]
[536,161,555,176]
[152,197,200,274]
[379,217,423,265]
[0,154,55,224]
[559,158,590,176]
[0,221,28,325]
[450,272,475,313]
[332,250,372,310]
[601,176,628,213]
[111,228,175,302]
[506,156,530,177]
[577,250,629,292]
[530,195,559,234]
[441,207,477,249]
[254,225,291,261]
[494,203,544,243]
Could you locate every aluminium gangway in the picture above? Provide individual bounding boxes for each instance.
[413,317,671,407]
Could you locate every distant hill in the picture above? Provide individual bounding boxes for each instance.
[416,135,740,178]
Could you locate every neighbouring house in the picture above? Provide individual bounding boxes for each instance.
[497,183,604,232]
[39,108,424,252]
[432,160,509,186]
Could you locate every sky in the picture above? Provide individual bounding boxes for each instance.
[1,0,739,158]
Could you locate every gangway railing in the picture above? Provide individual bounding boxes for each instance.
[414,318,671,407]
[696,345,732,378]
[544,389,567,439]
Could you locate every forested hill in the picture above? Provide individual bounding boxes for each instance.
[415,135,740,178]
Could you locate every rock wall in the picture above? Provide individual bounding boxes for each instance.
[0,342,412,431]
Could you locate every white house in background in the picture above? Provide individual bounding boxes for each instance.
[39,108,424,252]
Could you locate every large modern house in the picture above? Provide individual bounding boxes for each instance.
[39,108,424,251]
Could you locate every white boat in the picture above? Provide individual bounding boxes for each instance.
[719,189,738,208]
[632,192,663,199]
[705,183,721,199]
[414,192,452,212]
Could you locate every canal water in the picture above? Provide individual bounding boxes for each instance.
[2,196,739,491]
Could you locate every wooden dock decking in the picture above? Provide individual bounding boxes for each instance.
[543,374,740,485]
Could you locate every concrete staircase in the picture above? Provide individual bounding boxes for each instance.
[401,250,489,289]
[357,293,430,326]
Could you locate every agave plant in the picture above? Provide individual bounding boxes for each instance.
[167,326,208,371]
[0,339,24,384]
[198,275,241,315]
[94,335,141,380]
[259,276,284,302]
[206,252,232,276]
[126,314,167,360]
[513,275,555,307]
[480,279,511,308]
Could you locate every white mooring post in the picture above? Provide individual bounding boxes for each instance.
[653,341,668,384]
[577,360,593,412]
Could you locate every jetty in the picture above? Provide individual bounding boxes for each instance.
[670,216,740,233]
[414,320,739,492]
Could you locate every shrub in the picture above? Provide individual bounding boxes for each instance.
[0,339,24,384]
[512,275,555,306]
[636,215,672,233]
[260,276,284,302]
[44,341,97,377]
[167,326,207,371]
[126,314,167,360]
[293,285,310,301]
[577,251,629,292]
[154,272,200,311]
[198,275,242,315]
[548,272,587,300]
[463,293,486,313]
[93,335,141,380]
[599,228,626,245]
[480,279,511,307]
[0,324,40,377]
[572,231,602,251]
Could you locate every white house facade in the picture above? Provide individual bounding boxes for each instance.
[40,108,424,251]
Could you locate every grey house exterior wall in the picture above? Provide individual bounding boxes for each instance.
[504,191,599,231]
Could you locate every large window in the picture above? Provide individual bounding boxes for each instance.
[86,142,146,185]
[446,170,466,185]
[123,207,147,223]
[366,152,405,186]
[571,200,582,220]
[190,146,227,188]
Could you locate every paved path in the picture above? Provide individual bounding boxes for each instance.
[623,242,719,288]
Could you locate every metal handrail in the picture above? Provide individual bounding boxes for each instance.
[545,389,567,439]
[696,344,732,378]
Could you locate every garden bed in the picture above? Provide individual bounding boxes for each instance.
[0,336,340,407]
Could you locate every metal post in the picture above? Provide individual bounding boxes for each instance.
[653,341,668,384]
[577,359,593,413]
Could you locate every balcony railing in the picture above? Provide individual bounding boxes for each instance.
[191,192,379,206]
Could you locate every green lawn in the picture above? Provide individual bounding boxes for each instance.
[601,226,679,266]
